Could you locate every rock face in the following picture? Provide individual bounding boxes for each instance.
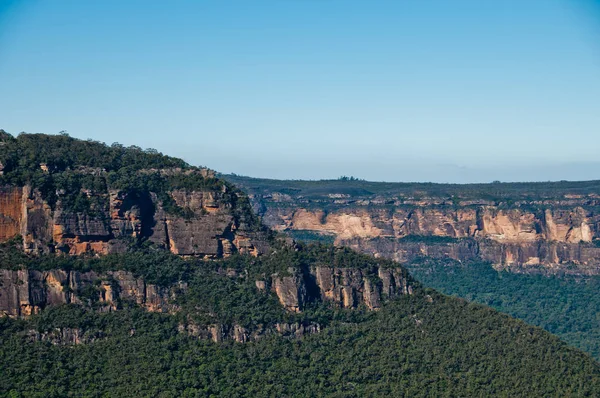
[0,186,23,242]
[27,327,103,345]
[227,176,600,274]
[267,207,599,246]
[0,264,414,318]
[0,269,184,317]
[0,173,268,258]
[269,265,413,311]
[179,321,321,344]
[1,263,414,344]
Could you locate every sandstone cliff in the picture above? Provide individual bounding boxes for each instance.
[227,176,600,273]
[0,175,269,258]
[0,132,271,258]
[0,133,419,345]
[1,262,414,316]
[0,269,184,317]
[1,260,415,343]
[269,265,413,311]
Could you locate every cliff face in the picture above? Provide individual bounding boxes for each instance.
[1,263,415,342]
[267,206,599,245]
[0,186,23,242]
[0,264,414,317]
[227,176,600,274]
[0,171,268,258]
[268,207,600,272]
[269,265,413,311]
[178,320,322,344]
[0,269,184,317]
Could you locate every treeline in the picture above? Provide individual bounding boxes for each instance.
[226,173,600,203]
[0,131,188,180]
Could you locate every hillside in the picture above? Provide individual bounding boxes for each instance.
[1,132,600,396]
[4,286,600,396]
[2,242,600,397]
[225,174,600,360]
[405,258,600,361]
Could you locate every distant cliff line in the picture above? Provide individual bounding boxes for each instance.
[226,175,600,274]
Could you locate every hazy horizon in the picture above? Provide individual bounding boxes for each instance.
[2,1,600,183]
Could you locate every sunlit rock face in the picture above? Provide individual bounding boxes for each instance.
[269,265,413,312]
[230,177,600,274]
[0,171,269,258]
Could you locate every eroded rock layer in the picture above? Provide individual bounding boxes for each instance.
[228,176,600,273]
[0,269,183,317]
[268,265,413,311]
[0,177,268,258]
[1,262,415,343]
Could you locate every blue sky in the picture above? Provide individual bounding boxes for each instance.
[1,0,599,182]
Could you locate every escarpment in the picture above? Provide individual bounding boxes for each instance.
[0,251,416,343]
[0,269,184,317]
[0,132,419,345]
[0,132,271,258]
[227,176,600,274]
[0,262,415,317]
[268,264,413,312]
[0,266,320,343]
[0,181,268,258]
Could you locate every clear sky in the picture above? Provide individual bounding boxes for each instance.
[1,0,599,183]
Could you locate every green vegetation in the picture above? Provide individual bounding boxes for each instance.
[0,131,188,181]
[2,290,600,397]
[2,132,600,395]
[406,258,600,361]
[2,241,600,395]
[225,173,600,209]
[0,131,230,216]
[0,238,404,287]
[1,244,600,396]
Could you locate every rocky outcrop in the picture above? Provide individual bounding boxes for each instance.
[269,265,413,311]
[26,327,103,345]
[25,318,322,345]
[268,207,600,245]
[179,321,321,343]
[0,174,268,258]
[271,272,307,312]
[0,186,23,241]
[0,269,184,317]
[2,263,412,343]
[343,237,600,275]
[25,319,322,345]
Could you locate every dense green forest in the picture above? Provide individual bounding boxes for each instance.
[2,244,600,396]
[2,288,600,396]
[406,258,600,361]
[2,240,600,395]
[281,232,600,361]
